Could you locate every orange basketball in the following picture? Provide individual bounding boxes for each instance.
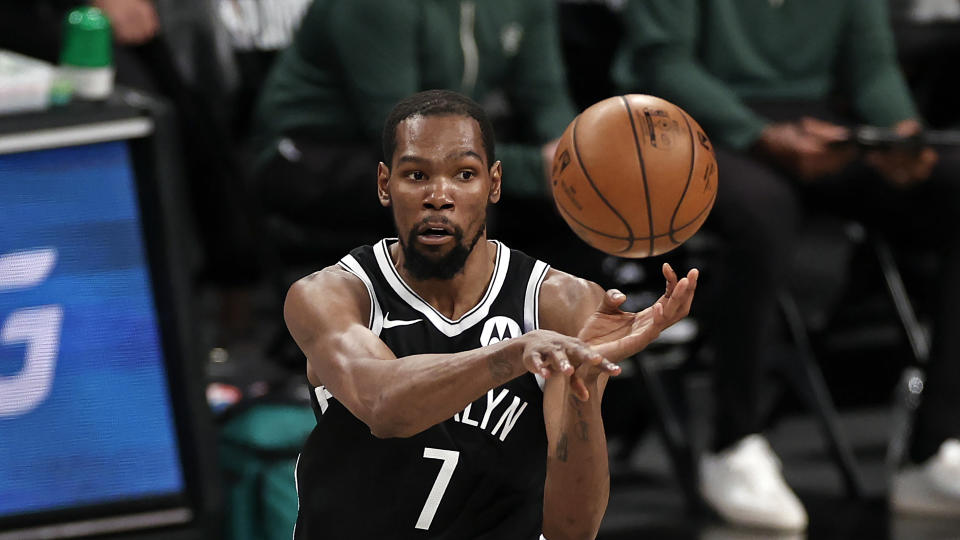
[550,94,718,258]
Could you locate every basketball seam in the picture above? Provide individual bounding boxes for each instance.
[556,200,629,250]
[669,112,697,245]
[558,190,716,242]
[620,96,656,257]
[571,115,636,252]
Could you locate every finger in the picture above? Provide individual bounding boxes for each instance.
[601,358,621,375]
[663,269,698,315]
[679,274,697,307]
[596,303,666,360]
[545,348,573,376]
[679,277,697,317]
[571,343,604,367]
[801,116,850,142]
[895,119,923,137]
[652,301,666,328]
[570,374,590,401]
[662,277,688,317]
[662,263,678,299]
[598,289,627,314]
[528,351,551,378]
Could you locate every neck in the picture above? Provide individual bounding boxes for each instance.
[390,236,497,320]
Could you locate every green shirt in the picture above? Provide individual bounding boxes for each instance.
[614,0,919,149]
[253,0,576,196]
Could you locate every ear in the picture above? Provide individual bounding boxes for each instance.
[377,162,391,207]
[488,160,502,204]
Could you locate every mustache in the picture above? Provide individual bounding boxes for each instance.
[416,215,456,229]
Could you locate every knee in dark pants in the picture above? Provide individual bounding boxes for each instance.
[710,175,802,278]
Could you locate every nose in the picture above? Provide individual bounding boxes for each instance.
[423,176,454,210]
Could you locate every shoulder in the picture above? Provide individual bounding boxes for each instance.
[537,268,604,337]
[283,265,371,340]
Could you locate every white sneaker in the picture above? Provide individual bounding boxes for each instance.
[700,434,808,531]
[891,438,960,516]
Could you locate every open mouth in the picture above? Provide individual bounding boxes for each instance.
[417,222,455,244]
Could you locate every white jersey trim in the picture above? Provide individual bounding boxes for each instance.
[523,260,550,391]
[338,254,384,336]
[373,238,511,338]
[292,453,301,540]
[523,260,550,333]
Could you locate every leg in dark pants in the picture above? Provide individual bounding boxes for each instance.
[806,149,960,463]
[911,152,960,461]
[706,148,803,451]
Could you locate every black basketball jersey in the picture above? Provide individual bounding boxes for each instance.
[294,238,552,540]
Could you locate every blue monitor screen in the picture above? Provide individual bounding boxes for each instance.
[0,141,185,516]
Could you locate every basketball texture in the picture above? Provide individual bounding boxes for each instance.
[550,94,718,258]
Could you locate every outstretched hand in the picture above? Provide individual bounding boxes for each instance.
[582,263,698,363]
[527,263,698,401]
[517,329,621,401]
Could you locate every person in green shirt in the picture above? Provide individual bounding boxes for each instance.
[616,0,960,530]
[249,0,577,263]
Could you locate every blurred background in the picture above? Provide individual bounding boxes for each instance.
[1,0,959,538]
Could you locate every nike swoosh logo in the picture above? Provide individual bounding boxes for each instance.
[382,312,423,329]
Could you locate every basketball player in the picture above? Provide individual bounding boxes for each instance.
[284,90,699,539]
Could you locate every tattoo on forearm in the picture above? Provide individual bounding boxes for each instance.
[568,393,584,413]
[576,420,589,441]
[556,433,569,462]
[488,349,513,380]
[568,394,590,441]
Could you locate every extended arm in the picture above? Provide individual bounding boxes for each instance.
[539,265,698,540]
[283,266,611,439]
[540,274,610,540]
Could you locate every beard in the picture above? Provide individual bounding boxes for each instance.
[399,218,486,280]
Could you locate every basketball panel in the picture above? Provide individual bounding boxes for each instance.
[555,200,633,256]
[666,110,718,239]
[572,96,652,239]
[552,118,632,240]
[651,191,715,256]
[622,95,699,241]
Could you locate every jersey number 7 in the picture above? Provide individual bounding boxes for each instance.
[415,448,460,530]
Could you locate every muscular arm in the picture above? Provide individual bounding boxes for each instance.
[538,264,697,540]
[538,271,610,540]
[283,266,602,439]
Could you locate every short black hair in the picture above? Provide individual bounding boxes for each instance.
[382,89,496,166]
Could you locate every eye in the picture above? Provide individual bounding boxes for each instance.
[457,170,476,181]
[407,170,426,181]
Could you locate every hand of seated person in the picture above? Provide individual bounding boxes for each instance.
[864,119,939,188]
[756,117,857,181]
[93,0,160,46]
